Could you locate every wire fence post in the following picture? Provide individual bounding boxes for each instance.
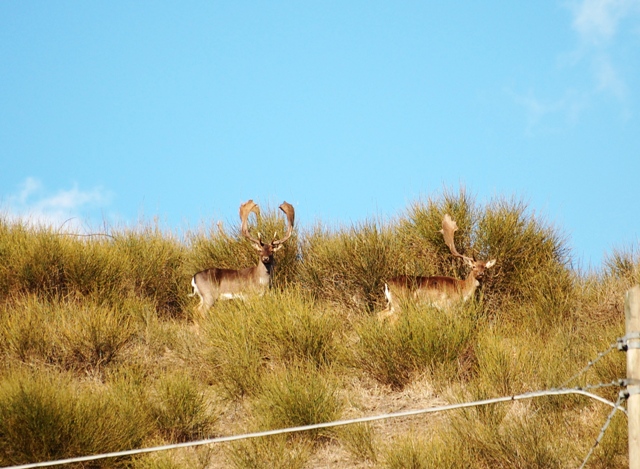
[626,285,640,469]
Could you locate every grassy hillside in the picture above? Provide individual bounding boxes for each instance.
[0,189,637,468]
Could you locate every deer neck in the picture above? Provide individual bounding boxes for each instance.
[459,271,481,301]
[255,259,274,285]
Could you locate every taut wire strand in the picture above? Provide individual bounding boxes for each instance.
[1,387,625,469]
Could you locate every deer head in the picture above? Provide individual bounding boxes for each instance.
[240,200,295,265]
[440,213,496,280]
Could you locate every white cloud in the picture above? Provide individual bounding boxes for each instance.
[569,0,640,97]
[593,53,628,98]
[509,88,589,135]
[571,0,639,43]
[513,0,639,132]
[3,178,113,232]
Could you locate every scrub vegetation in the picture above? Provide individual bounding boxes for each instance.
[0,188,635,468]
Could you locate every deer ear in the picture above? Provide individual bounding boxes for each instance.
[485,259,496,268]
[272,243,284,252]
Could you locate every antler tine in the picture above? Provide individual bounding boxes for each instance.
[439,214,473,262]
[272,201,295,246]
[239,200,262,245]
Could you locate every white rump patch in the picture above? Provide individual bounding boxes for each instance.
[220,293,246,300]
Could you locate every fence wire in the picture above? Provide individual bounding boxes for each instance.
[560,341,618,389]
[1,386,627,469]
[579,390,627,469]
[1,338,631,469]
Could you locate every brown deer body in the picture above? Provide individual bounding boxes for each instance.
[378,214,495,322]
[190,200,295,315]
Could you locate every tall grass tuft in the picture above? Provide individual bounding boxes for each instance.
[256,289,340,368]
[354,302,477,389]
[0,219,187,316]
[200,299,265,399]
[253,363,343,440]
[395,188,478,281]
[443,409,569,468]
[111,227,186,316]
[199,289,342,398]
[0,296,136,375]
[337,422,378,463]
[382,432,460,469]
[297,221,399,312]
[0,370,151,468]
[149,372,218,442]
[0,222,70,298]
[228,434,311,469]
[476,197,574,325]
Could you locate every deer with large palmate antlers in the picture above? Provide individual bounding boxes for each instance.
[378,214,496,322]
[190,200,295,316]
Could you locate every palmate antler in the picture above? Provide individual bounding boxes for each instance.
[272,201,295,246]
[240,199,262,245]
[239,200,295,247]
[440,214,474,266]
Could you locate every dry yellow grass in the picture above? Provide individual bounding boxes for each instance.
[0,191,634,468]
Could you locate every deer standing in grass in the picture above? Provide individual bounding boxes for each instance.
[378,214,496,322]
[190,200,295,316]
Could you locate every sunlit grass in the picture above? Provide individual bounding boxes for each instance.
[0,189,633,467]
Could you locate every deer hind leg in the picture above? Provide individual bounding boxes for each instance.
[377,284,399,323]
[190,277,216,318]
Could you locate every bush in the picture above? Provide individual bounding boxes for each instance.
[0,296,136,375]
[253,363,342,440]
[0,370,151,468]
[149,372,218,442]
[297,221,399,313]
[199,290,342,399]
[354,302,477,389]
[228,434,311,469]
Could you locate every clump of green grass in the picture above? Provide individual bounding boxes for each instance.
[0,296,50,367]
[200,300,265,399]
[227,434,311,469]
[297,221,400,313]
[337,422,378,463]
[354,302,477,389]
[382,431,459,469]
[253,363,343,441]
[0,222,70,298]
[476,197,574,326]
[443,408,575,468]
[0,369,151,468]
[199,289,342,398]
[604,245,640,282]
[149,372,218,442]
[255,289,340,368]
[0,296,137,375]
[132,446,215,469]
[0,219,187,317]
[111,227,187,317]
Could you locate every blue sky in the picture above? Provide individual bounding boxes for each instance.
[1,1,639,269]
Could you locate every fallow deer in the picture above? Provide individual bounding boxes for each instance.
[190,200,295,315]
[378,214,496,322]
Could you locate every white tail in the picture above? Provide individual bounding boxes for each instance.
[378,214,496,322]
[190,200,295,316]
